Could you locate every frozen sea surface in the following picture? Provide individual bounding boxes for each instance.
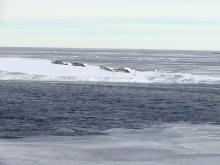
[1,124,220,165]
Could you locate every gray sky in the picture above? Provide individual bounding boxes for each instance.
[1,0,220,50]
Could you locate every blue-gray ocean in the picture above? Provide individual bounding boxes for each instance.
[0,47,220,165]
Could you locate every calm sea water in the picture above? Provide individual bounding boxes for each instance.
[0,47,220,165]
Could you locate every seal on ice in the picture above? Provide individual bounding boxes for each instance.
[51,60,68,65]
[71,62,86,67]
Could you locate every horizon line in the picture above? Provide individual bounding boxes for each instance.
[0,46,219,52]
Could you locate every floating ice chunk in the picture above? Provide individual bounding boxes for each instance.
[0,58,220,84]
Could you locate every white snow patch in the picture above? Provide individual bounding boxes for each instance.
[0,58,220,84]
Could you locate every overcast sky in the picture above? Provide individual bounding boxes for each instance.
[0,0,220,50]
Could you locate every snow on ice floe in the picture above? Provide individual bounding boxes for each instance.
[1,123,220,165]
[0,57,220,84]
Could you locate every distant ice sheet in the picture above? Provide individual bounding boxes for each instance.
[1,123,220,165]
[0,58,220,84]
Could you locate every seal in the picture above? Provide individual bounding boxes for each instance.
[114,67,130,73]
[51,60,68,65]
[100,65,113,72]
[71,62,86,67]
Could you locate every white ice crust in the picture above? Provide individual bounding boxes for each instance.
[0,58,220,84]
